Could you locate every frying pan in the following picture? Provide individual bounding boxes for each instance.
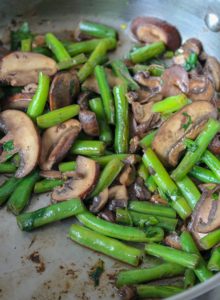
[0,0,220,299]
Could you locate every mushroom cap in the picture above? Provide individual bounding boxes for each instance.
[79,110,100,136]
[152,101,217,166]
[40,119,81,171]
[205,56,220,92]
[90,188,109,213]
[0,51,57,86]
[52,156,100,201]
[2,93,34,110]
[0,109,40,178]
[188,75,215,102]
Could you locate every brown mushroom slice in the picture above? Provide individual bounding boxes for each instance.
[119,165,136,186]
[192,186,220,233]
[161,65,189,97]
[164,233,181,250]
[0,110,40,178]
[40,170,63,179]
[77,91,91,110]
[0,52,57,86]
[188,76,215,102]
[152,101,217,166]
[134,72,162,91]
[90,188,109,213]
[79,110,99,136]
[2,93,34,110]
[98,209,116,223]
[108,185,128,211]
[52,156,100,201]
[128,177,151,201]
[150,193,167,205]
[132,101,155,124]
[40,119,81,171]
[208,133,220,155]
[49,70,80,110]
[205,56,220,92]
[182,38,203,56]
[131,16,181,51]
[126,89,163,104]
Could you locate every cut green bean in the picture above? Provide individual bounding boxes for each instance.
[91,158,124,197]
[208,247,220,271]
[172,119,220,181]
[0,177,22,206]
[32,46,52,56]
[89,97,112,144]
[45,32,71,62]
[200,229,220,250]
[176,176,201,209]
[189,165,220,184]
[152,94,190,114]
[37,104,80,128]
[145,243,200,269]
[58,161,77,173]
[71,140,106,156]
[113,84,129,153]
[131,64,164,76]
[146,175,157,192]
[184,269,196,288]
[130,41,166,63]
[136,285,184,298]
[129,201,176,218]
[94,66,115,124]
[77,211,151,242]
[180,231,213,282]
[34,179,64,194]
[139,130,157,149]
[116,262,185,287]
[57,53,87,70]
[17,198,85,231]
[21,38,32,52]
[69,224,142,266]
[202,150,220,180]
[79,20,117,39]
[7,170,40,215]
[0,162,16,173]
[137,163,149,181]
[143,148,192,219]
[144,226,164,242]
[27,72,50,120]
[91,154,141,167]
[111,59,139,91]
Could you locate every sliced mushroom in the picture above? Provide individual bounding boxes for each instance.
[131,16,181,51]
[22,83,38,93]
[164,233,182,250]
[182,38,203,57]
[128,177,151,201]
[205,56,220,92]
[0,52,57,86]
[119,165,136,186]
[188,75,215,102]
[108,185,128,211]
[77,91,91,110]
[90,188,109,213]
[132,113,161,138]
[150,193,167,205]
[161,65,189,97]
[98,209,116,223]
[0,110,40,178]
[134,72,162,91]
[52,156,100,201]
[1,93,34,110]
[208,133,220,155]
[127,89,163,104]
[79,110,99,136]
[40,119,81,170]
[40,170,63,179]
[192,186,220,233]
[132,101,156,124]
[129,136,140,153]
[152,101,217,166]
[49,70,80,110]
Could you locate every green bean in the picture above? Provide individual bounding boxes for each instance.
[171,119,220,181]
[89,98,112,144]
[136,285,184,298]
[7,170,40,215]
[34,179,64,194]
[58,161,77,173]
[189,165,220,184]
[130,64,164,76]
[180,232,213,282]
[91,154,141,167]
[137,163,149,181]
[32,46,52,56]
[0,162,16,173]
[116,262,185,287]
[200,229,220,250]
[144,226,164,242]
[202,150,220,180]
[139,130,157,149]
[57,53,87,70]
[91,158,123,197]
[111,59,139,91]
[0,177,22,206]
[21,38,32,52]
[184,269,196,288]
[130,41,166,63]
[27,72,50,120]
[129,200,176,218]
[79,20,117,39]
[77,211,151,242]
[113,84,129,153]
[146,175,157,192]
[71,140,106,156]
[45,32,71,62]
[37,104,80,128]
[145,243,200,269]
[94,66,115,124]
[176,176,201,209]
[68,224,142,266]
[208,247,220,271]
[152,94,190,114]
[17,198,85,231]
[143,148,192,219]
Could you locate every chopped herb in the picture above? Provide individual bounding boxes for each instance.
[11,22,32,51]
[182,112,192,131]
[89,259,104,287]
[212,193,219,201]
[184,138,197,152]
[3,140,14,152]
[184,52,198,72]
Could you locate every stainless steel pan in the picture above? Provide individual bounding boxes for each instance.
[1,1,220,299]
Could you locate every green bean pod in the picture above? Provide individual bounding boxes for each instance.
[0,177,22,206]
[34,179,64,194]
[130,41,166,63]
[58,161,77,173]
[136,285,184,299]
[71,140,106,156]
[208,247,220,271]
[176,176,201,209]
[189,166,220,184]
[45,32,71,62]
[57,53,87,70]
[79,21,117,39]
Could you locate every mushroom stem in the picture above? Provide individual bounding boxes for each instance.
[176,176,201,209]
[130,41,166,64]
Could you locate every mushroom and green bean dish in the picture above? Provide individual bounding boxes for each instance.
[1,16,220,299]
